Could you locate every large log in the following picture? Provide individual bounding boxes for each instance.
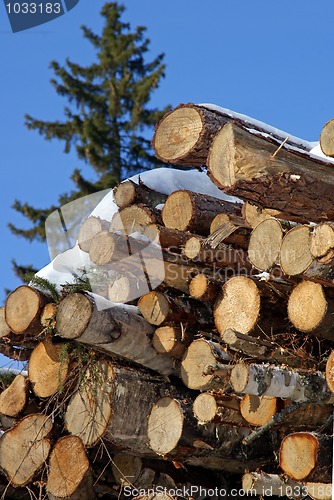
[181,339,231,390]
[0,413,52,487]
[64,359,167,455]
[147,395,273,473]
[161,190,242,235]
[46,436,95,500]
[113,179,167,210]
[5,286,50,334]
[247,218,284,271]
[279,432,332,482]
[288,281,334,339]
[152,103,312,166]
[207,121,334,222]
[56,292,175,375]
[230,362,334,403]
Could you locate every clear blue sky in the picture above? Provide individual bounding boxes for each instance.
[1,1,334,309]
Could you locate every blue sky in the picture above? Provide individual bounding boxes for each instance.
[1,0,334,340]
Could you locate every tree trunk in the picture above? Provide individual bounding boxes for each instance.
[77,216,109,253]
[230,362,333,403]
[213,276,260,336]
[320,118,334,157]
[138,291,211,327]
[193,392,247,426]
[207,218,250,250]
[152,103,312,166]
[248,218,284,271]
[279,432,332,482]
[5,286,50,335]
[162,189,242,235]
[46,436,95,500]
[143,224,194,252]
[221,329,310,369]
[0,374,29,417]
[0,413,52,487]
[56,292,176,376]
[113,179,167,210]
[208,121,334,222]
[28,337,69,398]
[180,338,231,390]
[288,281,334,339]
[152,326,194,360]
[64,359,167,455]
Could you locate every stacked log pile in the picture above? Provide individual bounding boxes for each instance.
[2,103,334,499]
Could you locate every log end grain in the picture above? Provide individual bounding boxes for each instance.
[320,118,334,157]
[5,286,48,334]
[162,191,195,232]
[0,374,28,417]
[214,276,260,336]
[279,432,318,481]
[280,226,313,276]
[240,394,277,427]
[248,219,283,271]
[147,396,183,455]
[152,326,189,359]
[78,217,106,253]
[152,107,202,162]
[110,205,155,235]
[46,435,93,499]
[288,281,327,333]
[181,339,226,390]
[0,307,11,338]
[207,122,235,187]
[56,293,93,340]
[138,292,170,326]
[89,231,115,266]
[325,350,334,393]
[189,273,219,302]
[310,223,334,260]
[113,180,137,209]
[230,363,250,393]
[193,392,218,423]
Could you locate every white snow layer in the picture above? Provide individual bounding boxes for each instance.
[36,168,242,290]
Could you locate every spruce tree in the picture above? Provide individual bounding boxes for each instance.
[9,2,170,276]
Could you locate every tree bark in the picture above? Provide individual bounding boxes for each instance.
[64,359,167,454]
[152,326,194,360]
[5,286,50,335]
[208,217,250,249]
[0,413,52,487]
[56,292,176,376]
[279,432,332,482]
[113,179,167,210]
[28,337,69,398]
[230,362,334,403]
[208,121,334,222]
[0,306,11,338]
[46,436,95,500]
[180,338,231,390]
[152,103,312,166]
[162,189,242,235]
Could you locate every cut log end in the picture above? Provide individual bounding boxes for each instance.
[28,337,69,398]
[193,393,218,423]
[310,223,334,260]
[214,276,260,336]
[320,118,334,157]
[279,432,319,481]
[0,374,28,417]
[111,454,143,485]
[152,326,190,359]
[46,435,92,499]
[162,191,196,232]
[153,107,203,162]
[56,293,93,340]
[110,205,156,235]
[208,122,236,187]
[240,394,277,427]
[138,292,170,326]
[78,217,107,253]
[230,363,250,393]
[5,286,49,334]
[113,180,137,208]
[288,281,327,333]
[325,350,334,393]
[189,274,218,302]
[147,396,183,455]
[280,226,313,276]
[248,219,283,271]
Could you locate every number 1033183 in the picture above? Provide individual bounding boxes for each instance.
[6,3,62,14]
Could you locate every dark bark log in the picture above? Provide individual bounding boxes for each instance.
[208,122,334,222]
[113,179,167,210]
